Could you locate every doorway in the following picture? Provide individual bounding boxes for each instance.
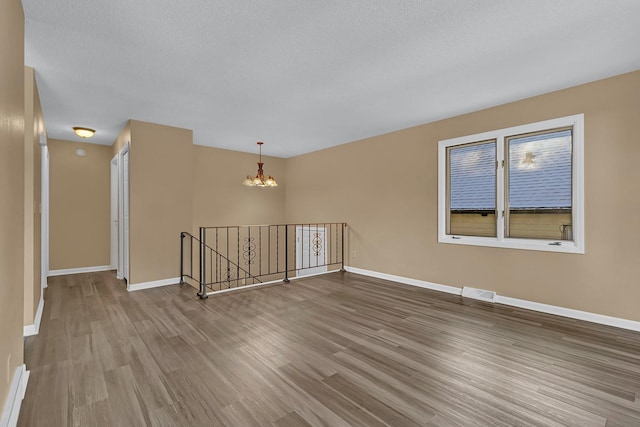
[111,143,130,282]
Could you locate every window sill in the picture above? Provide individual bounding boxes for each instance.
[438,235,584,254]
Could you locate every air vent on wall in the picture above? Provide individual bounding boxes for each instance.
[461,286,496,302]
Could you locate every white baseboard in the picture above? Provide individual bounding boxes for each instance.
[127,277,180,292]
[345,266,462,295]
[23,296,44,337]
[345,266,640,333]
[495,296,640,332]
[48,265,112,277]
[0,364,29,427]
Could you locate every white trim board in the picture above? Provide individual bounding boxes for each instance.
[0,364,29,427]
[23,296,44,337]
[494,296,640,333]
[128,277,180,292]
[345,266,640,333]
[205,269,343,297]
[345,266,462,295]
[206,279,282,296]
[48,265,112,277]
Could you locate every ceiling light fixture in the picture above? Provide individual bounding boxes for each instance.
[243,142,278,187]
[73,127,95,138]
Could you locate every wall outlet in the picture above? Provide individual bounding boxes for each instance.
[352,250,357,258]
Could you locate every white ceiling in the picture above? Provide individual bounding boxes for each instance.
[22,0,640,158]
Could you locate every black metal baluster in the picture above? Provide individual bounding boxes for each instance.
[308,224,311,269]
[198,227,208,299]
[284,225,290,283]
[337,223,340,269]
[321,224,324,266]
[215,228,219,286]
[180,232,184,284]
[259,226,262,277]
[226,227,230,288]
[341,223,346,272]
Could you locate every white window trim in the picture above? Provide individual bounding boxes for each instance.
[438,114,584,254]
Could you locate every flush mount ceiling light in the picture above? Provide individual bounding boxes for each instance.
[243,142,278,187]
[72,127,95,138]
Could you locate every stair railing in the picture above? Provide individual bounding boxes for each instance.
[180,223,346,298]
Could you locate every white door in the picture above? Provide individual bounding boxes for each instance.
[296,225,328,277]
[122,146,130,281]
[110,155,119,271]
[40,141,49,288]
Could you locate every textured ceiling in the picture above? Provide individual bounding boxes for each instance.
[22,0,640,158]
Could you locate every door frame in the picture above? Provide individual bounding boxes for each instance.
[40,135,49,288]
[110,154,119,273]
[112,142,130,281]
[119,142,130,282]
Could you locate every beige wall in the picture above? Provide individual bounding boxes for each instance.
[192,145,286,228]
[0,0,25,409]
[23,67,45,325]
[128,120,193,284]
[49,139,112,270]
[286,70,640,322]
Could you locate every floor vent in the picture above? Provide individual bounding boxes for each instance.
[461,286,496,302]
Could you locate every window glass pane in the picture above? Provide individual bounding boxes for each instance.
[507,128,572,240]
[448,140,496,237]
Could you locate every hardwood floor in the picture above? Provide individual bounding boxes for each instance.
[18,271,640,426]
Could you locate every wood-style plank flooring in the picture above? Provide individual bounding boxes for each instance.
[18,271,640,426]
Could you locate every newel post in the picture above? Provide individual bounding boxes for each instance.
[283,225,290,283]
[198,227,208,299]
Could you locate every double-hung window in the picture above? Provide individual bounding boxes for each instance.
[438,114,584,253]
